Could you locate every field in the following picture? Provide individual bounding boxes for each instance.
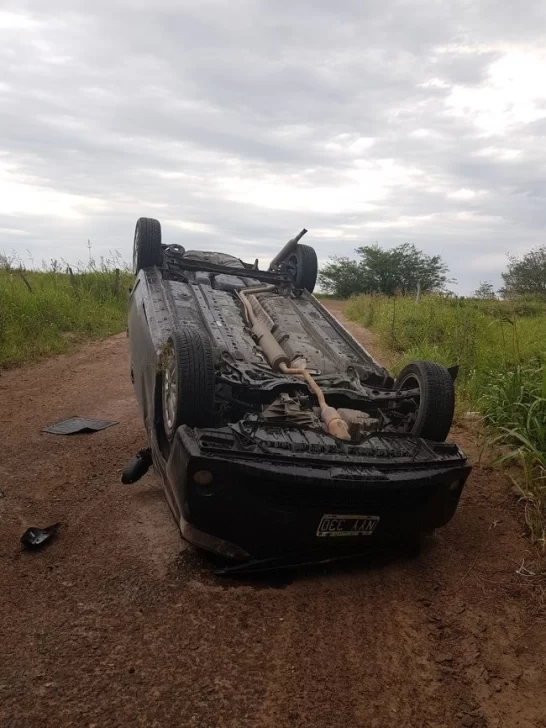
[0,262,132,368]
[346,293,546,545]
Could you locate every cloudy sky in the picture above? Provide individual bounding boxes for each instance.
[1,1,546,293]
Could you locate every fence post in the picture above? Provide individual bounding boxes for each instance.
[67,267,81,300]
[415,281,421,304]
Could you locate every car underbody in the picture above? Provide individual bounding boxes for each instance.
[126,220,471,572]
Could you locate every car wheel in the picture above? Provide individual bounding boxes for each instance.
[133,217,162,274]
[396,361,455,441]
[161,328,215,439]
[283,243,318,293]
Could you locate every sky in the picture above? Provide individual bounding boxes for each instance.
[1,1,546,294]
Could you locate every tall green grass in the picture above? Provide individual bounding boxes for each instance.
[346,293,546,545]
[0,258,133,367]
[482,365,546,546]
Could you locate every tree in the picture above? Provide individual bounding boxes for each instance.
[319,243,449,298]
[317,257,366,299]
[473,281,496,300]
[500,246,546,298]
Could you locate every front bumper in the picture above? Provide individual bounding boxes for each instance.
[161,426,472,564]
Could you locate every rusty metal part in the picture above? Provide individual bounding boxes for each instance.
[239,285,290,370]
[247,293,275,330]
[279,363,351,440]
[318,405,353,441]
[238,284,274,324]
[238,284,351,441]
[252,320,290,370]
[268,228,307,270]
[337,408,379,439]
[337,408,379,431]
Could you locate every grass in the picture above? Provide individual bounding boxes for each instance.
[0,256,133,368]
[346,293,546,546]
[482,365,546,546]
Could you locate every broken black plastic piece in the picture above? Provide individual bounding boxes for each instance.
[121,448,152,484]
[42,417,118,435]
[21,523,60,550]
[214,545,378,576]
[447,365,459,382]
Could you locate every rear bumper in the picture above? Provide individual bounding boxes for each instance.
[161,426,472,562]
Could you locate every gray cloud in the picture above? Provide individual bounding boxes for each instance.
[2,0,546,293]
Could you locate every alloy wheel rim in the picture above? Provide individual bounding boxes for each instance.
[163,346,177,432]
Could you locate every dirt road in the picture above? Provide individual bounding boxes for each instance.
[1,303,544,728]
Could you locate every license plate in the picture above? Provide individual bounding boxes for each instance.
[316,514,380,538]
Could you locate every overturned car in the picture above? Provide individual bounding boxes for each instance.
[125,218,471,573]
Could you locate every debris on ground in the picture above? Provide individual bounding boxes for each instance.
[42,417,118,435]
[21,523,61,550]
[121,448,152,484]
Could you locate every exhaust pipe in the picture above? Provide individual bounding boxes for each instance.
[238,285,350,441]
[278,362,350,440]
[268,228,308,270]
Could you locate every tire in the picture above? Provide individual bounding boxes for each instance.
[161,328,215,439]
[284,243,318,293]
[133,217,162,274]
[396,361,455,441]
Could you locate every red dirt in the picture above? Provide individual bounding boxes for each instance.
[1,306,544,728]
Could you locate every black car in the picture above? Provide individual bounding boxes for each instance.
[125,217,471,573]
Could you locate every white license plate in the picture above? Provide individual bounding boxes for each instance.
[316,514,380,538]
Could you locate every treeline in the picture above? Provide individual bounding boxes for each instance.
[319,243,546,300]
